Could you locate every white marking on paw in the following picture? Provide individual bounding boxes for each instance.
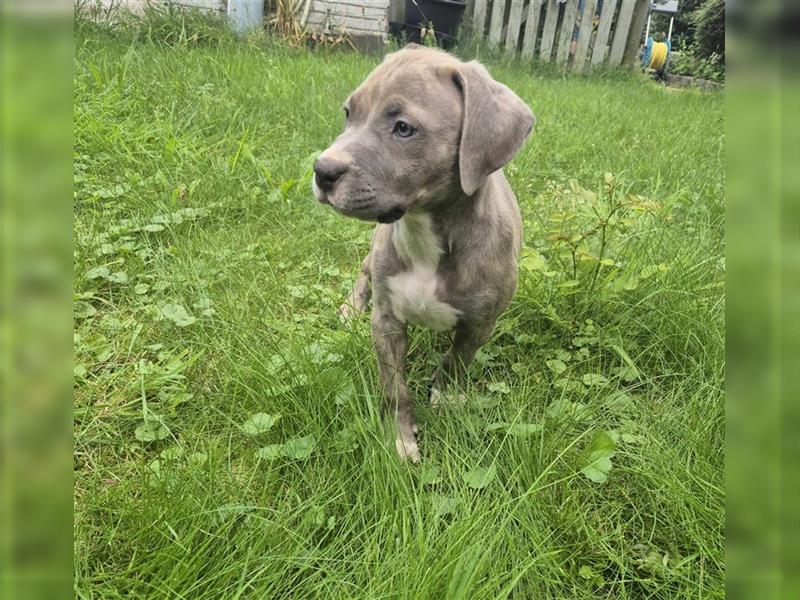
[395,434,421,463]
[430,386,466,407]
[338,301,358,322]
[430,386,443,407]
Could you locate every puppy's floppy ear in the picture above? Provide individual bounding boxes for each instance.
[453,61,535,195]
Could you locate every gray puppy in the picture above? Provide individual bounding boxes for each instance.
[312,44,535,462]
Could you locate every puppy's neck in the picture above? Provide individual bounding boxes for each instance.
[429,179,489,219]
[392,211,444,270]
[393,178,494,265]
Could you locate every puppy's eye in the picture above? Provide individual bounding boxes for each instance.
[343,107,350,120]
[393,121,416,138]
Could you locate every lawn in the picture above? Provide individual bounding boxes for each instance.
[74,13,725,599]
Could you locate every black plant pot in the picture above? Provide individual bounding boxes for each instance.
[401,0,466,47]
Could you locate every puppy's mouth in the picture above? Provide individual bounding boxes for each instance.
[312,176,330,204]
[376,207,407,223]
[313,179,406,223]
[335,204,406,223]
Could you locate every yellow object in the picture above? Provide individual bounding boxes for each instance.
[648,42,668,71]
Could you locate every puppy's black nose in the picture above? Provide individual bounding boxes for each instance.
[314,156,348,192]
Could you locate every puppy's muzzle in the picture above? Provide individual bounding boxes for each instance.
[314,156,348,194]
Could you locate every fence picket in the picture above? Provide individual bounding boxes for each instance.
[472,0,489,35]
[607,0,636,66]
[590,0,617,65]
[466,0,641,68]
[504,0,525,55]
[520,0,543,59]
[555,0,579,64]
[571,0,597,72]
[488,0,506,45]
[538,0,559,61]
[623,0,649,65]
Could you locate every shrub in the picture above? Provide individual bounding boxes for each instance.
[671,45,724,82]
[692,0,725,61]
[517,174,673,324]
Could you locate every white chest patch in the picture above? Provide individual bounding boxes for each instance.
[386,212,461,332]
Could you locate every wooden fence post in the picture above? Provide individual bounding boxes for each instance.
[590,0,617,66]
[622,0,650,66]
[521,0,543,59]
[555,0,580,64]
[504,0,526,55]
[473,0,489,36]
[607,0,636,66]
[571,0,597,72]
[488,0,506,45]
[464,0,474,20]
[538,0,559,61]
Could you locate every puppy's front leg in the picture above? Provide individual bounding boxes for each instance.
[371,310,420,463]
[431,320,496,406]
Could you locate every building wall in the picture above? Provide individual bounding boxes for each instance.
[99,0,226,14]
[100,0,390,45]
[305,0,390,40]
[171,0,226,11]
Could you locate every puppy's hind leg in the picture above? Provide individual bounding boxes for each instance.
[339,254,372,321]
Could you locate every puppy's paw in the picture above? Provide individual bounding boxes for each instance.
[338,301,360,323]
[395,432,421,463]
[429,386,443,408]
[429,386,466,408]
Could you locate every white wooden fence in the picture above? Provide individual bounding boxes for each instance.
[470,0,650,70]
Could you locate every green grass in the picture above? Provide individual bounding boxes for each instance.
[74,13,725,599]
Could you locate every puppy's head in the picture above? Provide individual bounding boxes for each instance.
[312,45,535,223]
